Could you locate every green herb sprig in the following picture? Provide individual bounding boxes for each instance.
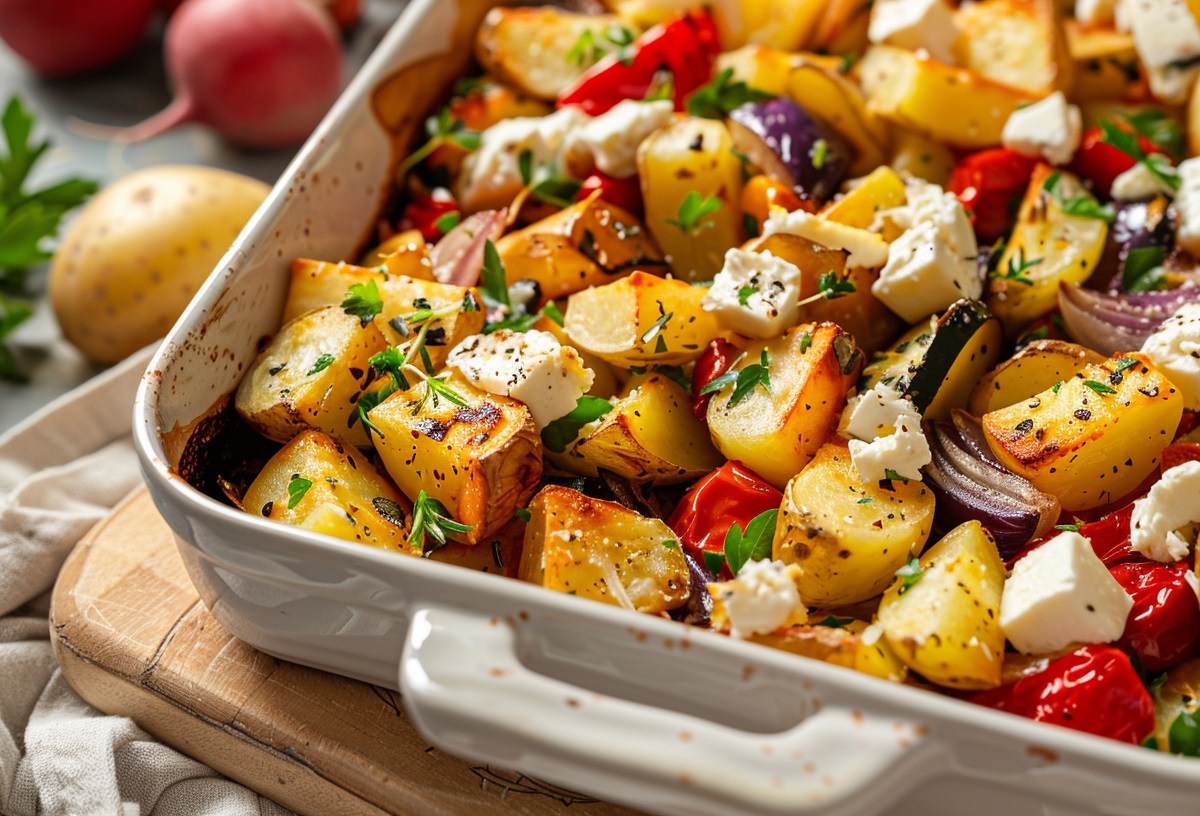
[408,489,473,555]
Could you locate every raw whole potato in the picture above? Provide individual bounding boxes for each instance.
[49,165,269,363]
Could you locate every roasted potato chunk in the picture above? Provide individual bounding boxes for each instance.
[968,339,1106,415]
[707,323,862,489]
[983,352,1183,511]
[495,197,666,306]
[518,485,691,614]
[244,430,412,552]
[775,440,936,606]
[564,271,724,367]
[955,0,1075,96]
[786,57,891,176]
[368,376,541,543]
[877,520,1006,690]
[236,305,388,447]
[573,373,724,484]
[749,622,908,682]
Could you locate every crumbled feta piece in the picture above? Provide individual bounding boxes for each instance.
[455,107,588,210]
[840,381,919,441]
[1125,0,1200,104]
[709,560,806,638]
[1114,0,1131,32]
[1001,92,1083,166]
[871,184,980,323]
[562,99,674,180]
[841,382,931,482]
[1000,532,1134,655]
[847,427,930,483]
[1076,0,1117,27]
[1110,162,1176,202]
[867,0,959,64]
[1175,158,1200,256]
[446,329,594,428]
[1142,302,1200,410]
[1131,460,1200,562]
[763,209,890,269]
[701,248,802,339]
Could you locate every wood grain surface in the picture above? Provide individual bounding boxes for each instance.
[50,488,642,816]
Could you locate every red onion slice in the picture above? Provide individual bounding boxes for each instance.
[1058,282,1200,356]
[430,208,507,287]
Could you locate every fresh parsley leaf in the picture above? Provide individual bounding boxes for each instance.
[567,29,601,66]
[517,148,582,207]
[1051,381,1063,395]
[817,615,854,628]
[737,284,756,307]
[837,52,859,74]
[342,280,384,327]
[398,107,481,176]
[1042,172,1062,194]
[856,496,873,504]
[895,556,923,595]
[703,549,726,577]
[543,301,564,326]
[1123,245,1167,292]
[700,349,771,408]
[433,211,461,234]
[307,353,336,376]
[540,396,613,453]
[286,476,312,509]
[1168,709,1200,757]
[723,508,778,576]
[798,331,812,353]
[1099,118,1180,192]
[1055,522,1082,532]
[408,489,473,554]
[662,539,678,549]
[666,190,721,235]
[515,507,532,522]
[811,138,828,170]
[1083,379,1117,395]
[685,68,772,119]
[480,239,509,309]
[1122,110,1184,159]
[412,374,469,414]
[368,347,409,390]
[1062,195,1114,223]
[817,270,856,299]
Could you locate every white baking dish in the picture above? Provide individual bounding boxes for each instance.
[132,1,1200,813]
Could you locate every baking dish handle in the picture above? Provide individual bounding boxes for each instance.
[399,605,936,816]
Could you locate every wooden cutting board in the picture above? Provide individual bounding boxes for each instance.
[50,488,642,816]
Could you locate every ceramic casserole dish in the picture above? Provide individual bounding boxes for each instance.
[133,1,1200,813]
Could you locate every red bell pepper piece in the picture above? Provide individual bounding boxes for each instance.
[1162,441,1200,472]
[1110,560,1200,673]
[947,148,1038,244]
[667,460,782,578]
[1070,124,1166,199]
[1077,502,1142,567]
[577,172,644,216]
[689,337,738,419]
[968,646,1156,745]
[401,190,459,241]
[556,11,721,116]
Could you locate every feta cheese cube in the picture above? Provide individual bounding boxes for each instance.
[840,381,921,441]
[1000,532,1134,655]
[446,329,594,428]
[868,0,959,65]
[1175,158,1200,256]
[1141,302,1200,410]
[455,107,588,210]
[1001,92,1083,166]
[1125,0,1200,104]
[708,560,806,638]
[763,209,890,269]
[841,381,931,482]
[848,428,930,483]
[562,99,673,179]
[701,248,802,339]
[1131,460,1200,562]
[1110,161,1176,201]
[871,185,980,323]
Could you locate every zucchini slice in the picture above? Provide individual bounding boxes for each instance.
[861,299,1003,419]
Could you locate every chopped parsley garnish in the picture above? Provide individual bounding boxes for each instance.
[722,508,778,576]
[399,107,481,177]
[699,348,771,408]
[515,507,532,523]
[895,556,923,595]
[817,615,854,628]
[798,271,857,307]
[1083,379,1118,395]
[307,353,336,375]
[1055,522,1082,532]
[540,395,614,453]
[408,489,473,555]
[479,238,509,309]
[640,305,673,350]
[1123,245,1167,292]
[286,476,312,509]
[433,211,461,234]
[992,250,1042,286]
[798,331,812,353]
[666,190,722,235]
[1099,119,1180,192]
[342,280,384,327]
[685,67,772,119]
[811,138,829,170]
[542,301,564,326]
[737,284,756,306]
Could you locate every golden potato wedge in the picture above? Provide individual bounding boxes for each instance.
[810,0,872,54]
[357,229,434,279]
[820,166,908,233]
[987,165,1108,336]
[474,8,627,100]
[955,0,1075,96]
[367,375,542,543]
[983,352,1183,510]
[495,196,667,305]
[886,127,957,186]
[968,339,1106,415]
[707,323,862,489]
[243,429,411,553]
[877,520,1007,690]
[637,117,745,282]
[716,44,796,95]
[564,271,724,367]
[739,0,831,50]
[752,232,904,355]
[284,264,483,369]
[235,306,388,448]
[786,57,891,176]
[430,518,524,578]
[573,373,723,484]
[858,45,1038,148]
[1065,21,1147,103]
[749,621,908,682]
[518,485,691,614]
[774,440,936,607]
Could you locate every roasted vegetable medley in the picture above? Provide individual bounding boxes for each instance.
[230,0,1200,753]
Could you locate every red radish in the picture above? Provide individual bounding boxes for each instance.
[120,0,344,148]
[0,0,157,76]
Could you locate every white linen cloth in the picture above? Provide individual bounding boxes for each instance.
[0,347,293,816]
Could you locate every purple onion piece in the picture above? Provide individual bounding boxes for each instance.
[949,409,1005,471]
[727,98,851,202]
[430,208,507,287]
[1057,281,1200,355]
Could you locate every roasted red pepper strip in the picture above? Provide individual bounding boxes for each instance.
[1078,502,1141,567]
[667,460,782,578]
[401,190,459,241]
[1110,560,1200,673]
[947,148,1037,244]
[690,337,738,419]
[1070,124,1165,199]
[556,11,721,116]
[968,645,1156,746]
[1162,441,1200,472]
[577,171,644,216]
